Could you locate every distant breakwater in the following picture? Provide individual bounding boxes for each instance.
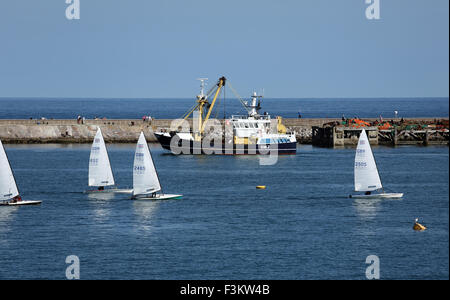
[0,118,448,145]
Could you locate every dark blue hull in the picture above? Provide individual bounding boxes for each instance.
[155,133,297,155]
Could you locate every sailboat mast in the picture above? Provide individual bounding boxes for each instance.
[102,132,115,186]
[2,142,20,198]
[367,129,383,190]
[146,141,163,195]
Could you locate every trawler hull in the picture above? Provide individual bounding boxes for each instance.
[155,133,297,155]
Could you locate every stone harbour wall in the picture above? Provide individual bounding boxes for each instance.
[0,118,447,145]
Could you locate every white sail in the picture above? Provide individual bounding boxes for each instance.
[89,128,115,187]
[133,132,161,196]
[354,129,382,192]
[0,140,19,201]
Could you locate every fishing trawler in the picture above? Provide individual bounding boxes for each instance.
[154,77,297,155]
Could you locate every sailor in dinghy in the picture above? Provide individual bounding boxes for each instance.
[85,128,132,194]
[131,132,182,201]
[0,140,42,206]
[349,129,403,199]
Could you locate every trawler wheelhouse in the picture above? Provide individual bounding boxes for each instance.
[231,115,270,137]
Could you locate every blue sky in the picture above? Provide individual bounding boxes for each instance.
[0,0,448,98]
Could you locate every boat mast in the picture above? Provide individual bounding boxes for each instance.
[195,78,208,142]
[101,127,116,187]
[192,76,226,141]
[198,78,207,99]
[146,141,163,195]
[368,131,384,193]
[200,77,226,134]
[248,92,263,117]
[176,76,227,141]
[1,142,20,199]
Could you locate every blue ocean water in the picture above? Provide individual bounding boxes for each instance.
[0,144,448,279]
[0,97,448,119]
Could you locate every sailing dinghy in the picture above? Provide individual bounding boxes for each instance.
[132,132,182,200]
[349,129,403,199]
[0,140,41,206]
[85,128,132,194]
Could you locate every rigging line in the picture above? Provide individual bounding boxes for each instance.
[205,78,221,99]
[173,103,200,130]
[227,81,251,113]
[181,102,200,119]
[214,88,222,119]
[181,104,200,123]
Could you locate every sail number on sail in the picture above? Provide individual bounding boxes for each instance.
[135,153,144,161]
[134,166,146,174]
[89,158,99,166]
[355,162,368,167]
[91,146,100,154]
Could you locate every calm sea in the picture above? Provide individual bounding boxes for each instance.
[0,144,448,279]
[0,97,448,119]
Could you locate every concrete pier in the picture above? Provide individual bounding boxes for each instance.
[0,118,448,145]
[0,119,162,143]
[0,118,329,144]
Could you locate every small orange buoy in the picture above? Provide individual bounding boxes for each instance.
[413,218,427,231]
[256,186,266,190]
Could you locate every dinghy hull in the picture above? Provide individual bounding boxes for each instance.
[84,188,133,194]
[132,194,183,201]
[350,193,403,199]
[1,200,42,206]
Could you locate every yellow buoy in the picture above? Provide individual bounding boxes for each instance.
[256,186,266,190]
[413,218,427,231]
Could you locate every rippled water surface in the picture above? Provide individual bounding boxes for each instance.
[0,144,448,279]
